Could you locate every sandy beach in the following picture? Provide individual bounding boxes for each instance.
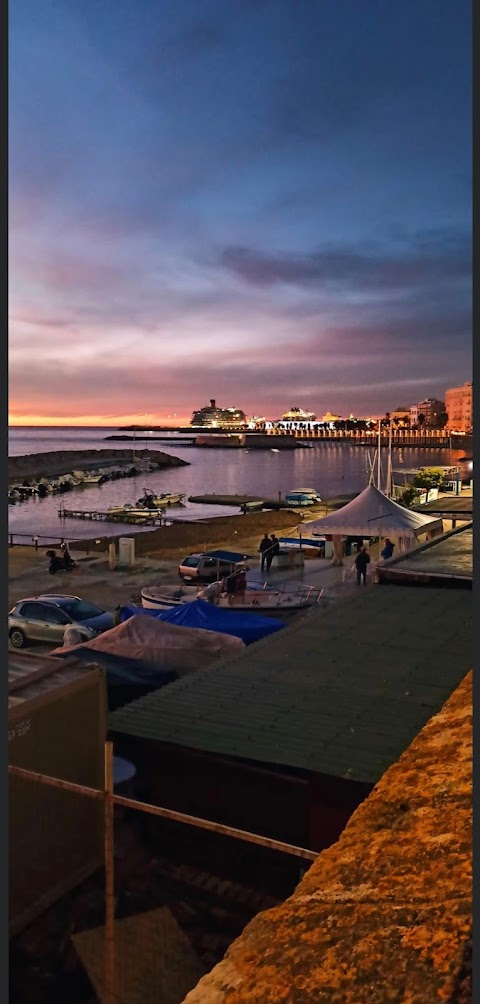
[8,514,380,627]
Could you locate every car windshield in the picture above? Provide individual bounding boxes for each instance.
[181,556,201,568]
[60,599,104,621]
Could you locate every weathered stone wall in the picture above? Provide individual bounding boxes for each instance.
[183,672,472,1004]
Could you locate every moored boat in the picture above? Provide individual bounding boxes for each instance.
[286,488,322,506]
[80,474,103,485]
[137,490,185,507]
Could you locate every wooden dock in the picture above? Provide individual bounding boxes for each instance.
[57,507,200,526]
[188,492,358,512]
[188,494,293,510]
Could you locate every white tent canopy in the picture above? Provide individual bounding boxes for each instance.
[303,485,443,541]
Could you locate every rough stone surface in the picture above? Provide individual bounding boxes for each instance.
[182,673,472,1004]
[9,448,188,481]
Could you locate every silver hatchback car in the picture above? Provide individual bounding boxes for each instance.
[8,594,114,649]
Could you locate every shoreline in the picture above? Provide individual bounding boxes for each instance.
[52,509,311,558]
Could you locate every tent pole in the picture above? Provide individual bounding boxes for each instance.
[377,423,381,489]
[386,420,393,496]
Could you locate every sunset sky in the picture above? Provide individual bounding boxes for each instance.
[9,0,471,426]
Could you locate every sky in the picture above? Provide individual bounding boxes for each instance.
[9,0,471,426]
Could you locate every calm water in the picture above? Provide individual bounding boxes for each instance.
[8,427,463,544]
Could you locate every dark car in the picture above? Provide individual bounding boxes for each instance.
[8,594,114,649]
[178,551,249,584]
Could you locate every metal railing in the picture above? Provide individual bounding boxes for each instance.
[9,742,317,1004]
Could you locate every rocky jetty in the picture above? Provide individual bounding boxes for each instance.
[8,448,188,482]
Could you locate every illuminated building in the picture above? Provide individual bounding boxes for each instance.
[445,382,473,434]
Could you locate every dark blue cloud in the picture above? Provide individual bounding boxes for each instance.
[9,0,471,420]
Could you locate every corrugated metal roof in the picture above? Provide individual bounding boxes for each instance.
[381,525,472,581]
[412,496,473,516]
[109,586,472,784]
[9,651,98,708]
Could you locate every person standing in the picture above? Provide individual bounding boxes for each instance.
[381,538,395,560]
[259,533,271,572]
[354,546,371,586]
[267,534,280,571]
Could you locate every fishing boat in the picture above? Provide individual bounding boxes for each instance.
[107,503,165,518]
[137,490,185,507]
[9,484,39,501]
[141,581,324,613]
[80,474,103,485]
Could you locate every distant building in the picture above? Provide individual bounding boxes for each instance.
[410,398,446,428]
[321,411,342,424]
[281,406,317,421]
[392,408,410,426]
[190,399,246,428]
[247,416,266,429]
[445,382,473,434]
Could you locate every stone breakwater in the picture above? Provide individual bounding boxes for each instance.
[8,449,189,482]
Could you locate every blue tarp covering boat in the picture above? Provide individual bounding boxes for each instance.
[53,646,177,710]
[119,599,286,645]
[278,537,325,547]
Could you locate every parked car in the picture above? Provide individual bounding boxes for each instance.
[8,594,114,649]
[178,550,249,584]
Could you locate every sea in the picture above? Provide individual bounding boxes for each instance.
[8,426,466,545]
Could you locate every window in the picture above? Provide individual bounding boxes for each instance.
[19,602,46,621]
[181,556,201,568]
[19,601,70,623]
[61,599,103,621]
[42,604,71,625]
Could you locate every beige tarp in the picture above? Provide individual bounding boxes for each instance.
[52,613,244,670]
[73,907,205,1004]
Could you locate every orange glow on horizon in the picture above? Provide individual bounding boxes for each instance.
[8,412,193,427]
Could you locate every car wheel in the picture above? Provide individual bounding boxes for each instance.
[10,627,27,649]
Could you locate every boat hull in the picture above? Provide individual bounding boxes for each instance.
[141,587,320,613]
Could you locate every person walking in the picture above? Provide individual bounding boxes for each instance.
[259,533,271,573]
[267,534,280,572]
[381,538,395,560]
[354,546,371,586]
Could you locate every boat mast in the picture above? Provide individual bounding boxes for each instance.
[377,421,381,489]
[367,451,376,486]
[386,419,393,496]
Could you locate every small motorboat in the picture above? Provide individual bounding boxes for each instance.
[107,504,165,519]
[137,490,185,507]
[9,484,38,501]
[80,474,103,485]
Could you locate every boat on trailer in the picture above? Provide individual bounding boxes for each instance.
[141,581,324,613]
